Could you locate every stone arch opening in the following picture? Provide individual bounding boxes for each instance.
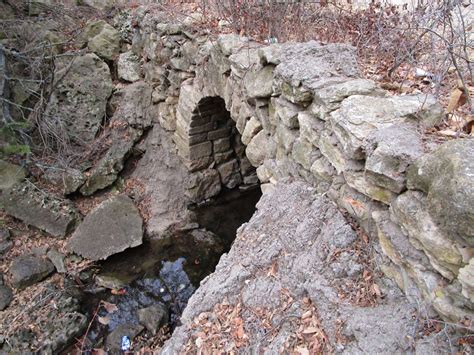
[174,93,261,245]
[175,94,259,204]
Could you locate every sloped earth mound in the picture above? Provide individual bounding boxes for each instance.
[163,181,453,354]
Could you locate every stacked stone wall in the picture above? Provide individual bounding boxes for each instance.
[128,17,473,323]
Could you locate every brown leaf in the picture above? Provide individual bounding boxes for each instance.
[447,88,466,113]
[372,283,382,297]
[111,288,127,295]
[102,301,118,313]
[302,326,319,334]
[301,310,312,320]
[295,346,310,355]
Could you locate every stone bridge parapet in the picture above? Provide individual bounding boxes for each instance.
[124,17,473,323]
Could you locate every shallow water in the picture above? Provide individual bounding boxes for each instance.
[80,187,262,350]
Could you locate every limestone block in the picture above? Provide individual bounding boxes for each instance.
[213,137,231,153]
[336,184,384,227]
[187,141,213,160]
[186,169,222,202]
[312,78,384,119]
[239,156,254,176]
[344,171,397,205]
[80,128,143,196]
[229,46,261,78]
[42,53,112,147]
[279,81,313,105]
[118,51,141,82]
[310,156,336,183]
[241,117,262,145]
[217,159,242,189]
[291,137,320,170]
[364,123,424,193]
[391,191,463,280]
[81,20,121,60]
[182,156,213,172]
[9,255,54,290]
[156,101,177,131]
[1,182,78,238]
[0,161,26,191]
[170,57,191,71]
[272,97,301,129]
[298,111,325,146]
[69,195,142,261]
[243,174,259,185]
[246,131,276,167]
[258,44,286,65]
[330,94,443,160]
[214,150,234,165]
[217,34,249,56]
[318,130,363,174]
[407,139,474,245]
[276,125,298,154]
[273,42,358,90]
[244,66,275,98]
[110,81,153,128]
[208,127,231,140]
[254,102,274,134]
[143,62,168,84]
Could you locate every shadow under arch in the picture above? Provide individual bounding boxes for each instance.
[177,95,262,246]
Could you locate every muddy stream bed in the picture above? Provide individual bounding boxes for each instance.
[75,187,261,352]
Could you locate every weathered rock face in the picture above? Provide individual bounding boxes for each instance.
[9,255,55,289]
[80,81,153,195]
[68,195,143,260]
[41,53,113,148]
[407,139,474,244]
[0,160,26,191]
[1,182,78,238]
[162,181,448,353]
[118,51,141,82]
[80,20,121,60]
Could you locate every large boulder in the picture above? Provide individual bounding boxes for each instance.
[1,182,78,238]
[407,139,474,245]
[80,20,121,60]
[9,255,55,289]
[79,82,152,195]
[41,53,113,149]
[68,195,143,261]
